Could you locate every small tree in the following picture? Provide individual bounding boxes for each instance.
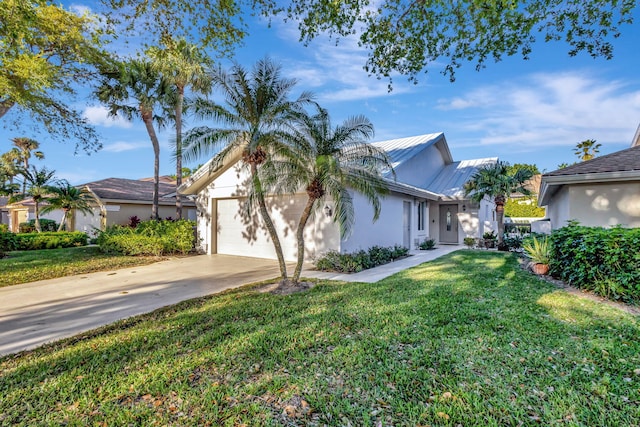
[40,181,96,231]
[574,139,601,161]
[283,107,392,284]
[464,161,533,246]
[20,165,56,232]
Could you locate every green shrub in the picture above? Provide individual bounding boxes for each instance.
[0,232,19,257]
[503,235,524,251]
[14,232,88,250]
[549,223,640,302]
[97,219,195,256]
[0,224,8,233]
[314,244,410,273]
[19,219,58,233]
[419,238,436,250]
[504,197,546,217]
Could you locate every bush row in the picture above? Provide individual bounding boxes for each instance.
[549,223,640,302]
[97,219,195,256]
[314,245,409,273]
[0,231,88,251]
[19,219,58,233]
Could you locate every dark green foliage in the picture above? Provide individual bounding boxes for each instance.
[549,223,640,302]
[315,245,409,273]
[98,219,195,256]
[0,232,19,257]
[503,235,524,251]
[19,218,58,233]
[418,238,436,250]
[13,232,88,250]
[505,197,546,217]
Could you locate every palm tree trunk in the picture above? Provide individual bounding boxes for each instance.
[34,201,41,233]
[250,163,288,281]
[57,210,67,232]
[292,195,316,283]
[175,88,184,220]
[142,112,160,220]
[495,196,505,244]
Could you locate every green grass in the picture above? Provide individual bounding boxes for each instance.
[0,246,165,287]
[1,251,638,426]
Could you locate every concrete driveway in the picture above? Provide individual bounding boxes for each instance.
[0,254,287,356]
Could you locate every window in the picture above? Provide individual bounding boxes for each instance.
[417,201,426,231]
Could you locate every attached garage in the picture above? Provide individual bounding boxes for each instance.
[213,195,306,261]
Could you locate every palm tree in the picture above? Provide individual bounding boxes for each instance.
[21,165,57,232]
[574,139,601,161]
[148,37,212,219]
[284,108,392,283]
[0,150,21,196]
[96,58,169,219]
[183,58,313,282]
[11,137,44,194]
[463,161,533,246]
[40,181,97,231]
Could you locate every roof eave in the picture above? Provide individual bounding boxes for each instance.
[178,146,245,195]
[539,169,640,205]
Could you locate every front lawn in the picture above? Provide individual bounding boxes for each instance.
[0,246,166,287]
[1,251,638,425]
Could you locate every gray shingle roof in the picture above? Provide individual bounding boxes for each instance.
[544,145,640,177]
[83,178,182,202]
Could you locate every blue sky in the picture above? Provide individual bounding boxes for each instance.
[4,3,640,185]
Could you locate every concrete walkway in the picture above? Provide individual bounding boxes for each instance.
[303,245,463,282]
[0,246,462,357]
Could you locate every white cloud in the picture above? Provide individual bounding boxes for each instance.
[83,106,133,129]
[103,141,147,153]
[436,71,640,148]
[69,4,91,16]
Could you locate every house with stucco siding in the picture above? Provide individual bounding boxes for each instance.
[179,132,497,261]
[538,144,640,229]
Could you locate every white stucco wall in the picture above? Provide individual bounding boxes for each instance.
[393,144,446,188]
[341,191,426,252]
[194,163,340,260]
[568,182,640,228]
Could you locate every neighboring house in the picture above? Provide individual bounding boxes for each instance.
[179,132,497,261]
[0,197,9,227]
[538,144,640,229]
[6,178,196,234]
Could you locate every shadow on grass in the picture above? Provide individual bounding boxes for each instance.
[1,251,639,426]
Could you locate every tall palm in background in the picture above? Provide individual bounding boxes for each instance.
[96,59,169,219]
[184,58,313,282]
[464,161,533,246]
[0,150,21,196]
[21,165,56,232]
[574,139,601,161]
[40,181,97,231]
[283,108,392,283]
[11,137,44,194]
[148,37,212,219]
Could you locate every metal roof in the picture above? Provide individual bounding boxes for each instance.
[371,132,447,172]
[428,158,498,199]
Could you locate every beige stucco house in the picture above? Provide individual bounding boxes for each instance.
[538,144,640,229]
[6,178,196,234]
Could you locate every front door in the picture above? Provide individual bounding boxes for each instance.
[403,201,411,248]
[439,205,459,243]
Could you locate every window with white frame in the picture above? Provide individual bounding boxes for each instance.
[417,201,426,231]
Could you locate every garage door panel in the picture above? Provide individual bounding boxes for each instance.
[216,196,305,261]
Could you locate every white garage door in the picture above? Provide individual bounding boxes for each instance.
[216,196,305,261]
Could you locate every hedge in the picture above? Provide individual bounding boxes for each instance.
[315,245,409,273]
[98,219,195,256]
[504,197,545,218]
[549,223,640,302]
[19,219,58,233]
[9,232,88,250]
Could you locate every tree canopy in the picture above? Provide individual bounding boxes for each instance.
[1,0,110,152]
[102,0,635,86]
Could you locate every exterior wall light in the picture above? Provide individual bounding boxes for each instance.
[324,205,333,217]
